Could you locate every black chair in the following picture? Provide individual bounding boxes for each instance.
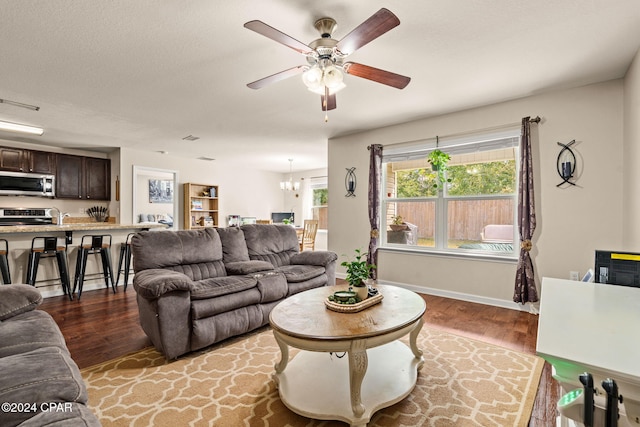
[0,239,11,284]
[73,234,116,300]
[115,233,135,291]
[26,236,72,299]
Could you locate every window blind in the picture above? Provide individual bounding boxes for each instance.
[382,127,520,163]
[310,176,328,189]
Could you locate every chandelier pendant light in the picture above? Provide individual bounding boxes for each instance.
[280,159,300,192]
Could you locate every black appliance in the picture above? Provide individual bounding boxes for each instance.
[271,212,294,223]
[595,250,640,288]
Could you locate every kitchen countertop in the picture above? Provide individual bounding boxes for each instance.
[0,222,169,234]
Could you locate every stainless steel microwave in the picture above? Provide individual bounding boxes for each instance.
[0,171,55,197]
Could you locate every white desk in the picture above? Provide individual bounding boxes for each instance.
[536,277,640,425]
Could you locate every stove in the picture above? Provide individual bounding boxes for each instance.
[0,208,54,226]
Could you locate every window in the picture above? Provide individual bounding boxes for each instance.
[310,176,328,230]
[381,128,520,258]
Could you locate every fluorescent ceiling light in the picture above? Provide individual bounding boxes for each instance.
[0,120,44,135]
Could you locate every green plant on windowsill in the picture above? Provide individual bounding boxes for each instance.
[390,215,408,231]
[427,149,452,189]
[282,217,293,225]
[341,248,376,288]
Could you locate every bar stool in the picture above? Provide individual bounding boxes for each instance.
[0,239,10,284]
[116,233,135,291]
[73,234,116,300]
[26,236,72,299]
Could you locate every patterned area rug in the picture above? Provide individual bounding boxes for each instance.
[81,326,543,426]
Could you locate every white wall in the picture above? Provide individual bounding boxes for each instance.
[135,171,174,220]
[623,48,640,249]
[118,148,286,229]
[329,80,625,307]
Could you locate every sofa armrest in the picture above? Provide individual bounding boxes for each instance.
[290,251,338,286]
[133,269,194,299]
[290,250,338,267]
[0,284,43,321]
[225,260,274,275]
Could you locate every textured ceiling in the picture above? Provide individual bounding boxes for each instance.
[0,1,639,172]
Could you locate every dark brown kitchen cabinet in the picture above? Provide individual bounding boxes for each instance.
[55,154,110,200]
[0,147,25,172]
[0,147,54,173]
[29,150,55,174]
[85,157,110,200]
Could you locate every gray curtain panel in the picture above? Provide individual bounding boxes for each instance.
[368,144,383,280]
[514,117,539,304]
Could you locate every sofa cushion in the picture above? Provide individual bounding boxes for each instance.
[0,346,88,427]
[167,261,226,281]
[0,284,42,321]
[190,275,257,300]
[0,310,68,358]
[241,224,299,267]
[132,228,224,272]
[276,264,326,283]
[287,274,328,296]
[225,260,274,275]
[217,227,250,262]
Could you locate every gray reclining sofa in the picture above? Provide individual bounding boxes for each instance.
[0,284,101,427]
[132,224,337,359]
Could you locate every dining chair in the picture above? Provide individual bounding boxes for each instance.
[299,220,319,251]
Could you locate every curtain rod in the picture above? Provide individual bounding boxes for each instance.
[367,116,541,150]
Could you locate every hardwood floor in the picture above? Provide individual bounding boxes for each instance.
[38,282,560,426]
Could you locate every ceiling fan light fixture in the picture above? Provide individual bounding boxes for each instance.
[323,65,344,88]
[302,65,323,90]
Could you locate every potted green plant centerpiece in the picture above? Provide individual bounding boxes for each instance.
[341,248,376,301]
[427,149,451,189]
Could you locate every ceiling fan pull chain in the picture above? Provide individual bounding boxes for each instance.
[324,86,329,122]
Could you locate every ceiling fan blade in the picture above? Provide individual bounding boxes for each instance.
[247,65,306,89]
[336,8,400,56]
[244,20,312,55]
[321,94,337,111]
[343,62,410,89]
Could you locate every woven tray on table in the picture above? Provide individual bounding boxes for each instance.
[324,292,384,313]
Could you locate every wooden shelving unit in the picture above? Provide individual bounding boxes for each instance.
[183,183,219,230]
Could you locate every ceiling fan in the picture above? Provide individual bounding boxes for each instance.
[244,8,411,115]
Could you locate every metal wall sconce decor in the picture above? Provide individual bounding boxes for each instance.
[345,167,356,197]
[556,139,576,187]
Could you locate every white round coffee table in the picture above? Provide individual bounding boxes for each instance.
[269,284,426,427]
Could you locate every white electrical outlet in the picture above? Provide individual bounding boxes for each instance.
[79,208,85,214]
[569,271,580,281]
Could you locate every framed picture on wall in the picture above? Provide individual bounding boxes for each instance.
[149,179,174,203]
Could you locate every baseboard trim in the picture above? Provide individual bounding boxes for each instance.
[336,273,537,313]
[38,282,127,299]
